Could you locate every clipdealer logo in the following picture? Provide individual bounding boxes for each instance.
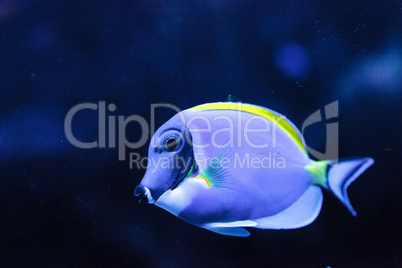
[64,101,339,168]
[64,102,182,161]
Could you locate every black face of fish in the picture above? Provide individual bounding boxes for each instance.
[134,117,194,203]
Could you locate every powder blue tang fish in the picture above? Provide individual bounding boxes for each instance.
[134,102,374,237]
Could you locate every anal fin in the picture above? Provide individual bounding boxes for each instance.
[207,220,257,228]
[204,226,250,237]
[254,186,323,229]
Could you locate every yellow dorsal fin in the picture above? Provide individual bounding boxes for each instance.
[190,102,307,155]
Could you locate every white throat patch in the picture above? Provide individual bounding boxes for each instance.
[154,176,209,216]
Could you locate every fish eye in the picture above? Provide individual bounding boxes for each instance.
[163,137,181,152]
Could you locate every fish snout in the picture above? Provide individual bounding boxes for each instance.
[134,185,154,204]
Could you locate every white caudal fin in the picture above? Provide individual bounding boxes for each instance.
[326,157,374,216]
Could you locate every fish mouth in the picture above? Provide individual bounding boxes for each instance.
[134,185,155,204]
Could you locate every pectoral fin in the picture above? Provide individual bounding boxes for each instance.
[199,146,233,188]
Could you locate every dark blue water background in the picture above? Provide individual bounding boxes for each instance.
[0,1,400,266]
